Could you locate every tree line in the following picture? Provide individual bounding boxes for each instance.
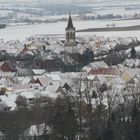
[0,78,140,140]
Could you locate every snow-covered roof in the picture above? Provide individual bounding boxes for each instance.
[17,68,34,77]
[122,67,140,79]
[96,75,107,83]
[13,84,30,91]
[89,61,108,69]
[46,81,61,93]
[16,77,31,84]
[3,40,24,54]
[19,91,35,99]
[46,74,61,81]
[32,69,46,75]
[27,40,45,50]
[41,90,60,99]
[0,77,14,86]
[36,76,51,87]
[21,77,31,85]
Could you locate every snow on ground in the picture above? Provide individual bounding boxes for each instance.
[86,31,140,40]
[0,19,140,41]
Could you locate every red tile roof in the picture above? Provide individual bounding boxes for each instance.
[88,67,120,75]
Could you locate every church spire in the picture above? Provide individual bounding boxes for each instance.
[65,13,77,53]
[67,13,74,29]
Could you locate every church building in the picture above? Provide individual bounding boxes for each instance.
[64,14,77,54]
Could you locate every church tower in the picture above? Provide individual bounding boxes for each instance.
[65,14,77,53]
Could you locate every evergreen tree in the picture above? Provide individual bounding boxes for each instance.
[131,46,137,59]
[82,48,94,65]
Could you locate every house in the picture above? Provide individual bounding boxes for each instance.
[20,47,35,58]
[110,76,125,86]
[56,86,66,96]
[3,40,23,56]
[16,68,34,77]
[127,74,140,84]
[82,61,108,72]
[109,76,126,90]
[0,60,17,72]
[18,91,35,105]
[92,75,107,87]
[0,77,14,87]
[46,73,61,81]
[121,68,140,82]
[56,83,73,97]
[20,46,29,54]
[32,69,46,75]
[13,84,30,91]
[34,76,51,87]
[0,72,16,78]
[44,81,62,99]
[88,66,120,76]
[26,40,46,51]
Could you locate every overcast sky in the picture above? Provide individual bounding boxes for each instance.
[0,0,103,2]
[0,0,139,4]
[0,0,137,2]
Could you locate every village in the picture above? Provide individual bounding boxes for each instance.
[0,14,140,140]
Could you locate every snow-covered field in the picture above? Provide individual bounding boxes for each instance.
[0,19,140,41]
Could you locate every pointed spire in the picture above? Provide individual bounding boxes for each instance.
[67,12,74,29]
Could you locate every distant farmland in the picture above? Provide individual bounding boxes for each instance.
[77,25,140,32]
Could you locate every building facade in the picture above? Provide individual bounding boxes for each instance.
[65,14,77,54]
